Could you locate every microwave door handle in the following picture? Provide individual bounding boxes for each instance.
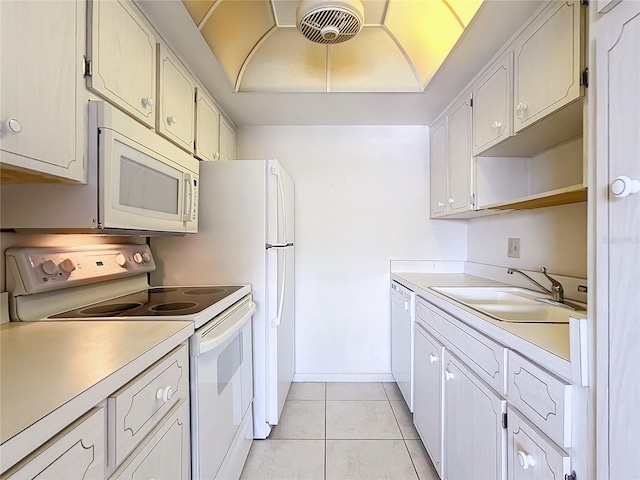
[182,173,192,222]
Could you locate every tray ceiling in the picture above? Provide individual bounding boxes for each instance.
[182,0,483,93]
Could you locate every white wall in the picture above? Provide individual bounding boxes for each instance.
[467,202,588,278]
[237,126,468,380]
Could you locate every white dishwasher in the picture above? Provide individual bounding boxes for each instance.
[391,281,416,411]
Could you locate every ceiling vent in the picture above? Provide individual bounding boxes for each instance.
[296,0,365,45]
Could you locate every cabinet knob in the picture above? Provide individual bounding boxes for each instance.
[445,370,454,381]
[2,118,22,134]
[429,354,438,363]
[155,386,173,403]
[611,176,640,198]
[438,201,444,208]
[167,115,177,125]
[516,102,528,112]
[142,97,154,108]
[449,198,455,204]
[404,301,409,311]
[517,451,535,469]
[492,121,502,129]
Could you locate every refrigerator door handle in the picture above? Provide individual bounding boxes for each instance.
[271,165,289,244]
[266,243,294,249]
[272,249,286,327]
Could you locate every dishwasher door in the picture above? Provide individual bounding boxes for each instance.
[391,281,415,412]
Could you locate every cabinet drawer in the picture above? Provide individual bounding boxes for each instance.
[2,408,104,480]
[108,344,188,467]
[507,351,572,448]
[507,407,570,479]
[417,300,507,395]
[110,399,190,480]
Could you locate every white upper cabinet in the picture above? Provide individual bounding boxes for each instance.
[87,0,157,128]
[195,88,221,162]
[0,0,86,183]
[219,115,236,162]
[157,44,196,153]
[447,94,473,214]
[429,117,448,217]
[472,53,512,156]
[513,1,583,132]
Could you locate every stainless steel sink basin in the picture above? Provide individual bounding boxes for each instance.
[430,286,577,324]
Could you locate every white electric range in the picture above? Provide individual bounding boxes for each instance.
[5,244,255,480]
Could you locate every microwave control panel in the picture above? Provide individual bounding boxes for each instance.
[5,245,155,295]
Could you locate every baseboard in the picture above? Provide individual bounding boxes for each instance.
[292,373,395,382]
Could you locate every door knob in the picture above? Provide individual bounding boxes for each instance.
[516,102,528,112]
[429,354,438,363]
[2,118,22,134]
[444,370,454,381]
[492,121,502,129]
[517,450,535,469]
[155,386,173,403]
[611,176,640,198]
[167,116,177,125]
[142,97,154,108]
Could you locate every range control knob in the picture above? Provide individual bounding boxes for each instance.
[133,253,143,264]
[115,253,127,268]
[142,252,151,263]
[41,259,58,276]
[59,258,76,274]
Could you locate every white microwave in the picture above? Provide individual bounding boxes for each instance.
[1,101,199,234]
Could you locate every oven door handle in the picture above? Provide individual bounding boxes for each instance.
[197,301,256,355]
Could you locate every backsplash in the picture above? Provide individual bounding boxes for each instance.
[466,202,588,278]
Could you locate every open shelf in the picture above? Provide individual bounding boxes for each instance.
[480,184,587,211]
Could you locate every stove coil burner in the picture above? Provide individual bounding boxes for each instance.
[183,288,228,295]
[151,302,198,312]
[80,303,143,315]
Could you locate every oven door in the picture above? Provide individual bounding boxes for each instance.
[190,298,255,480]
[96,105,198,233]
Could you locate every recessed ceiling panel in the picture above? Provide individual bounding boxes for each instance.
[240,28,327,92]
[361,0,388,25]
[385,0,464,88]
[200,0,276,86]
[330,27,420,92]
[272,0,298,26]
[182,0,216,26]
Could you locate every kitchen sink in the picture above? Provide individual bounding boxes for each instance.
[430,286,578,324]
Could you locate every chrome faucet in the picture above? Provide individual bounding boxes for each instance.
[506,267,563,302]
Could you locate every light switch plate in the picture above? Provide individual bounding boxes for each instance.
[507,238,521,258]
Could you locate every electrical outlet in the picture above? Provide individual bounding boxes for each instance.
[507,238,521,258]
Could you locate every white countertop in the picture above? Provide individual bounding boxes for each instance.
[0,320,194,469]
[392,272,587,380]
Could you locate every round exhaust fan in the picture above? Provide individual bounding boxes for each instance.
[296,0,365,45]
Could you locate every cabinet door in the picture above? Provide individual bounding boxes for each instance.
[0,0,85,183]
[443,351,506,480]
[88,0,156,128]
[472,53,512,155]
[195,88,221,162]
[513,1,583,132]
[219,115,236,161]
[593,3,640,479]
[157,44,196,153]
[414,324,444,477]
[110,400,190,480]
[447,95,473,213]
[430,117,448,217]
[3,409,104,480]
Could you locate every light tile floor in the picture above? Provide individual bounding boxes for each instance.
[240,382,439,480]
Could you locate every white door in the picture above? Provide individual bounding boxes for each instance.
[195,89,221,162]
[447,94,472,214]
[391,283,413,411]
[219,116,236,161]
[593,3,640,478]
[266,160,295,426]
[430,118,448,217]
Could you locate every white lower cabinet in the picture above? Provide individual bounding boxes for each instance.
[443,351,506,480]
[413,324,444,476]
[507,407,570,480]
[109,400,190,480]
[1,409,104,480]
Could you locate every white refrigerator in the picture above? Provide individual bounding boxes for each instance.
[151,159,295,439]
